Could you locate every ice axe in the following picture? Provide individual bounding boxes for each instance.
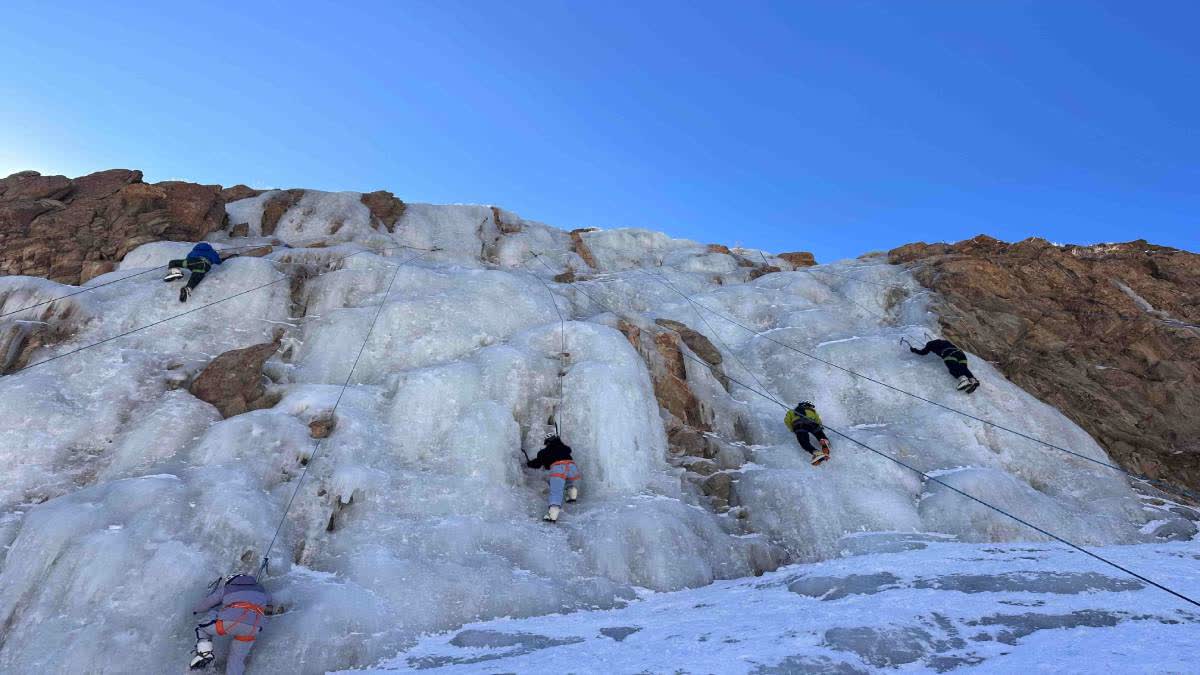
[899,337,913,350]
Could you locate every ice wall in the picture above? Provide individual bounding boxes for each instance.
[0,190,1164,673]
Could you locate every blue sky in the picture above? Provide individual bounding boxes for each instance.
[2,1,1196,261]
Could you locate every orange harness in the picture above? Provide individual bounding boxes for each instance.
[549,460,579,480]
[215,601,265,642]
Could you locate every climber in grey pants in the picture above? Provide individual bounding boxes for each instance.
[190,574,270,674]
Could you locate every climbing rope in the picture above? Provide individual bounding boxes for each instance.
[636,266,785,407]
[260,248,430,576]
[528,250,1200,610]
[0,240,288,319]
[552,249,1196,499]
[4,244,429,376]
[526,252,568,434]
[0,239,439,319]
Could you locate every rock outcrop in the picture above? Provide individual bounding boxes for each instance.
[361,191,406,233]
[890,236,1200,494]
[189,341,280,417]
[0,169,229,284]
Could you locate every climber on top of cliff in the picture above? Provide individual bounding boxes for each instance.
[164,242,229,303]
[786,400,831,465]
[906,337,980,394]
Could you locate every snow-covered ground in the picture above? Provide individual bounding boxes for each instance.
[354,537,1200,674]
[0,190,1195,673]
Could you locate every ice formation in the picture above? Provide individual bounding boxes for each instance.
[0,190,1189,673]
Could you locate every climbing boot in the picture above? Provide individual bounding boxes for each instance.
[965,378,980,394]
[189,640,214,669]
[163,267,184,282]
[543,505,560,523]
[566,486,578,503]
[955,375,972,391]
[179,286,191,303]
[811,448,830,466]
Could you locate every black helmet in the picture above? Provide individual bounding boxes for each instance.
[796,400,814,410]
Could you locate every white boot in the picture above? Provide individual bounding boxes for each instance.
[164,267,184,282]
[543,505,560,523]
[956,375,972,391]
[566,486,578,503]
[189,640,214,670]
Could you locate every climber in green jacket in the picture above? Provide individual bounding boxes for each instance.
[785,401,831,466]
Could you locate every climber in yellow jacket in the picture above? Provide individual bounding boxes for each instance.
[785,401,831,466]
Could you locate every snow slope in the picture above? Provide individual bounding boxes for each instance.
[355,537,1200,674]
[0,190,1194,673]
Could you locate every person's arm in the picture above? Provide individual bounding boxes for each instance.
[526,449,545,469]
[192,583,224,614]
[910,341,932,355]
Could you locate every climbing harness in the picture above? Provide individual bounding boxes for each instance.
[215,601,266,642]
[527,248,1200,611]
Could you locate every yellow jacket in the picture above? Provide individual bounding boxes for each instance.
[785,407,821,430]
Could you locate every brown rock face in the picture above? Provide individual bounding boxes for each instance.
[889,236,1200,494]
[260,189,305,236]
[361,190,406,233]
[616,319,709,430]
[778,251,816,268]
[0,170,228,284]
[189,341,280,417]
[569,229,600,270]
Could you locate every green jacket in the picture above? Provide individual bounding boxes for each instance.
[785,407,821,431]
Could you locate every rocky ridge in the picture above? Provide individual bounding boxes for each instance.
[890,236,1200,496]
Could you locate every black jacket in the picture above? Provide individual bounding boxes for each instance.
[911,339,962,359]
[527,437,573,469]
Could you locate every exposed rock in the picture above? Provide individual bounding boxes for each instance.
[309,414,335,439]
[654,318,723,367]
[0,169,228,285]
[615,319,706,428]
[235,245,274,258]
[890,236,1200,494]
[230,223,250,238]
[570,229,600,270]
[361,190,406,233]
[492,206,522,234]
[221,184,262,203]
[553,268,577,284]
[260,189,305,236]
[668,426,716,459]
[707,243,732,255]
[748,264,782,280]
[189,341,280,418]
[778,251,817,268]
[702,472,733,510]
[0,293,85,374]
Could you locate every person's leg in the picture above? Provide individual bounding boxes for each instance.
[565,463,580,503]
[812,428,831,455]
[225,637,255,675]
[165,259,186,281]
[794,432,817,456]
[548,474,566,507]
[190,612,219,669]
[185,259,211,290]
[944,359,968,379]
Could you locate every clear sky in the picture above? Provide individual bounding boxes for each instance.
[2,1,1196,261]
